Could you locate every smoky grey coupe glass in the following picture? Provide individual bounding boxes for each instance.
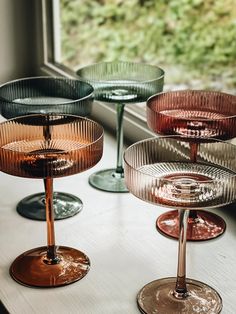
[0,76,94,220]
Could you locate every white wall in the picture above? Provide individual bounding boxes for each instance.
[0,0,38,84]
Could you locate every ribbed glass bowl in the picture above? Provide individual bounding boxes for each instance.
[124,136,236,209]
[0,76,94,119]
[147,90,236,140]
[0,114,104,179]
[76,60,164,103]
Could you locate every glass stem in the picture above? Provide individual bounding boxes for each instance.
[174,209,190,298]
[190,142,198,163]
[44,177,59,264]
[43,114,51,145]
[115,103,125,175]
[189,210,198,220]
[189,142,199,221]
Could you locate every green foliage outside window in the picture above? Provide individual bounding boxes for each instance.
[60,0,236,91]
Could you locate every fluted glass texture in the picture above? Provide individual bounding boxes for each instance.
[147,90,236,140]
[0,77,94,119]
[124,137,236,209]
[77,61,164,103]
[0,114,103,178]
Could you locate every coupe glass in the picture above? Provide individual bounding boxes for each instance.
[77,61,164,192]
[0,114,103,287]
[0,76,94,220]
[124,136,236,314]
[147,90,236,240]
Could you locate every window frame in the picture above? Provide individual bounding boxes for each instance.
[36,0,156,143]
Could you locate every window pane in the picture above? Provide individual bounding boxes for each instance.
[56,0,236,115]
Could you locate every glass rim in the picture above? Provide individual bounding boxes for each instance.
[147,89,236,120]
[0,76,94,105]
[76,60,165,84]
[0,113,104,154]
[124,135,236,182]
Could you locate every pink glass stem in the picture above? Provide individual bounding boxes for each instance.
[44,177,59,264]
[190,142,199,163]
[174,209,190,298]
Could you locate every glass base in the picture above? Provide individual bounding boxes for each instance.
[156,210,226,241]
[137,277,222,314]
[16,192,83,221]
[10,246,90,287]
[88,168,129,192]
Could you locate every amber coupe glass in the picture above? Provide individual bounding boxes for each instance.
[0,114,103,287]
[147,90,236,240]
[124,136,236,314]
[77,61,164,192]
[0,76,94,220]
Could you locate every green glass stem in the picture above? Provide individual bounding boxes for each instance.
[115,103,125,175]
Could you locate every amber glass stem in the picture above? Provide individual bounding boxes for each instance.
[115,103,125,175]
[174,209,190,298]
[44,177,59,264]
[43,124,51,142]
